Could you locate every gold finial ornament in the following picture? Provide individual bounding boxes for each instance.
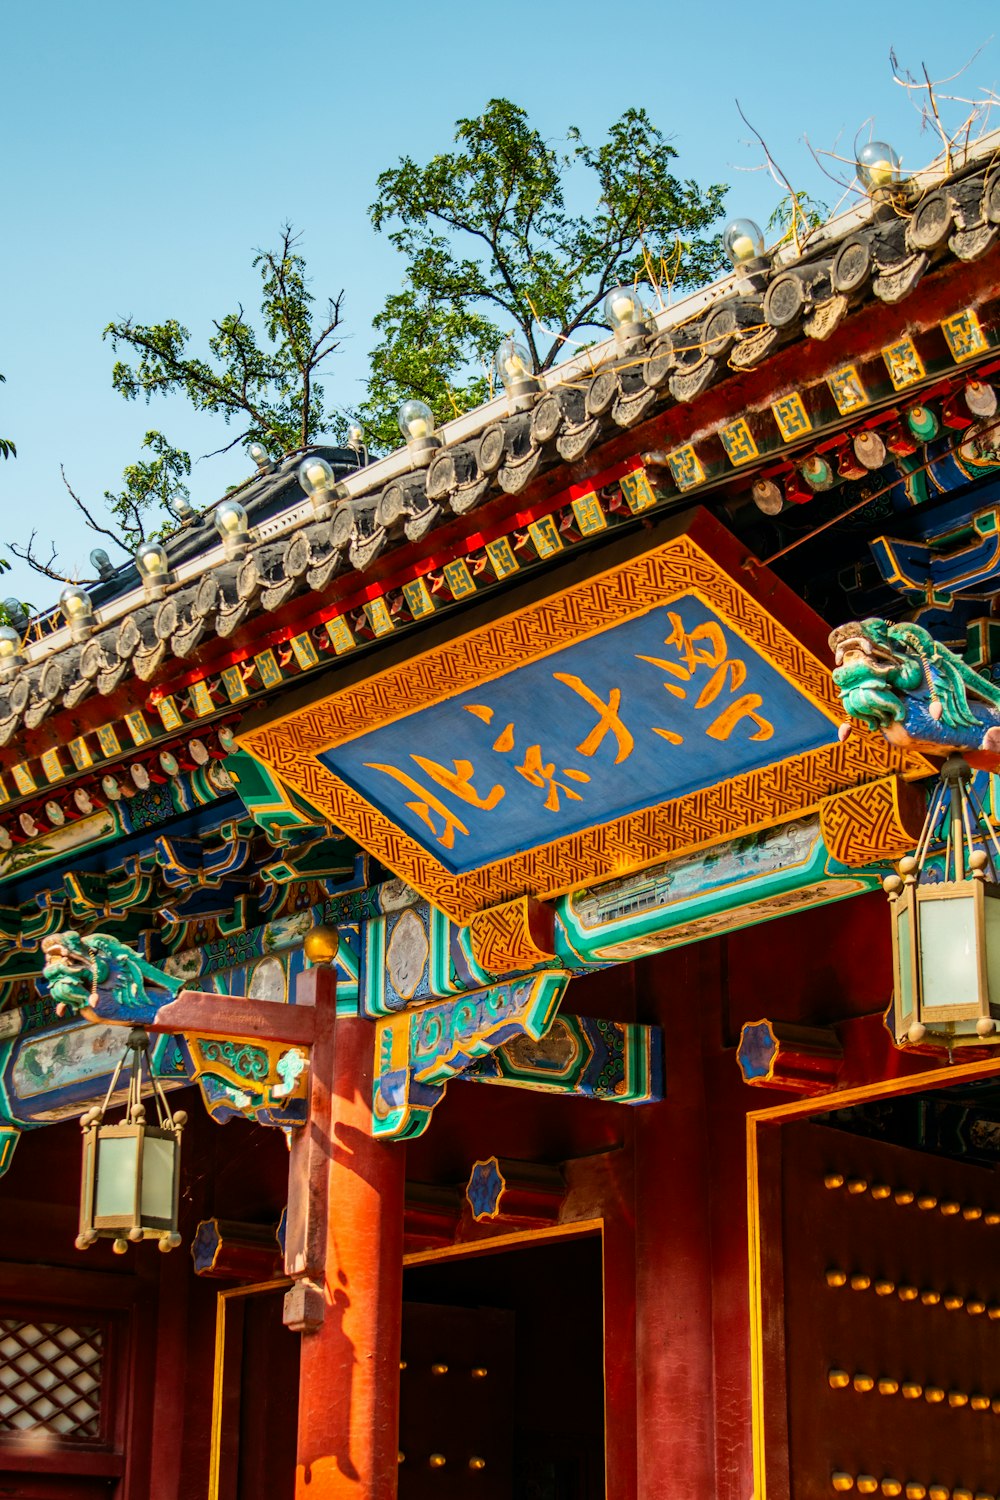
[304,924,340,965]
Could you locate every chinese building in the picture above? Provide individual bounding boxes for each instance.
[2,133,1000,1500]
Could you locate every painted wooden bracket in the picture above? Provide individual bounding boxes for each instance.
[819,775,927,867]
[149,968,338,1332]
[191,1217,282,1280]
[736,1018,844,1096]
[467,895,557,976]
[461,1013,664,1102]
[371,971,570,1140]
[466,1155,566,1224]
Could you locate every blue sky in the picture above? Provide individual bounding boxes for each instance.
[1,0,997,605]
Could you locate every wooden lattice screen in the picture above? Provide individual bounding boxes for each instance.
[0,1317,104,1439]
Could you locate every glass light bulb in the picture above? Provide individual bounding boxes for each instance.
[90,549,114,579]
[494,337,533,390]
[60,586,92,620]
[168,492,194,521]
[298,456,334,495]
[347,425,364,448]
[214,500,248,537]
[398,399,435,443]
[249,442,269,466]
[857,141,901,190]
[0,626,20,658]
[136,542,168,576]
[723,218,765,265]
[603,285,647,331]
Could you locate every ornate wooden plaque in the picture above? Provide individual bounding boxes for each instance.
[239,510,926,922]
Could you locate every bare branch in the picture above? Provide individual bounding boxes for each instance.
[735,99,814,255]
[60,467,134,552]
[197,427,254,462]
[9,533,93,585]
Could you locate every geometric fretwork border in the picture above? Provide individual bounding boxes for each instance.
[239,510,931,922]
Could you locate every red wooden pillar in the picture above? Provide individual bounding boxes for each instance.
[293,1006,406,1500]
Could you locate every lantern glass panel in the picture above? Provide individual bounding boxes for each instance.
[984,891,1000,1008]
[919,894,979,1009]
[895,901,914,1028]
[95,1134,139,1219]
[140,1134,175,1224]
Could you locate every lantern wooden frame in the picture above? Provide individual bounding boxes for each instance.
[76,1026,186,1254]
[886,755,1000,1049]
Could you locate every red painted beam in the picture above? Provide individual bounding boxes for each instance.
[147,990,317,1048]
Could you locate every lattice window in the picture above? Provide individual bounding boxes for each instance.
[0,1318,103,1438]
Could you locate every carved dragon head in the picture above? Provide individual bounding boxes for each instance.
[41,931,179,1024]
[829,617,1000,741]
[829,619,920,733]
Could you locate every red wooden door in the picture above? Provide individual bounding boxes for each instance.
[775,1120,1000,1500]
[399,1304,514,1499]
[401,1236,606,1500]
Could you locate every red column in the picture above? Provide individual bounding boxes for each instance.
[294,1010,406,1500]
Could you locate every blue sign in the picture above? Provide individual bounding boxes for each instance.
[320,594,834,874]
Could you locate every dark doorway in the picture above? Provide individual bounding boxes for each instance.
[400,1233,605,1500]
[213,1283,299,1500]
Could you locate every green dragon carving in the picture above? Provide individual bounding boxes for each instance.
[829,619,1000,748]
[41,931,182,1025]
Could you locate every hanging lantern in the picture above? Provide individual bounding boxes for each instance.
[76,1026,186,1254]
[884,755,1000,1050]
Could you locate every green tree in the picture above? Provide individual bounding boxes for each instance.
[105,224,344,458]
[766,191,829,252]
[358,98,728,448]
[13,226,343,584]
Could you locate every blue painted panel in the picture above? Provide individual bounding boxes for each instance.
[321,594,834,874]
